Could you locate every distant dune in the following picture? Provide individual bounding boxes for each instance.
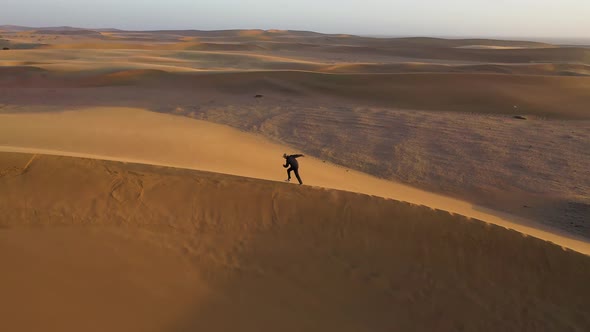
[1,66,588,119]
[1,152,589,332]
[1,28,588,122]
[456,45,530,49]
[4,26,590,64]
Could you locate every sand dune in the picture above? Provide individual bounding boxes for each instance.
[2,29,589,122]
[3,49,588,76]
[0,60,587,237]
[456,45,531,49]
[1,65,589,118]
[323,62,590,76]
[1,152,589,332]
[0,71,587,234]
[0,107,588,255]
[1,27,589,331]
[4,27,589,65]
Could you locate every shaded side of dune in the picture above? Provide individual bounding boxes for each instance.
[1,152,589,332]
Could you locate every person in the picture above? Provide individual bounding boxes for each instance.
[283,153,304,185]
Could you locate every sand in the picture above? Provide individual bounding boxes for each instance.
[0,34,589,236]
[0,106,587,255]
[1,27,589,331]
[1,152,589,332]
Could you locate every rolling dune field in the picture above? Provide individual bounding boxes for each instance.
[1,26,589,331]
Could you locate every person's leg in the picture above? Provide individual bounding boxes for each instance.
[293,168,303,185]
[287,167,292,181]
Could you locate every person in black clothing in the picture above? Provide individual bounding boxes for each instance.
[283,153,304,184]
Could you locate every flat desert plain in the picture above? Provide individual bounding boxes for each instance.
[0,26,589,331]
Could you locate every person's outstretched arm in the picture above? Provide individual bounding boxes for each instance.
[292,154,304,158]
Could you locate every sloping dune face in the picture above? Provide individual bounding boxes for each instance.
[1,152,589,332]
[0,107,587,253]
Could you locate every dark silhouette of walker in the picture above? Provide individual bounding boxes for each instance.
[283,153,304,185]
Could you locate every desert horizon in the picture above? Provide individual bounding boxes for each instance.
[1,20,589,332]
[4,24,590,45]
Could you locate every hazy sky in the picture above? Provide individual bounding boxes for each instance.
[2,0,589,39]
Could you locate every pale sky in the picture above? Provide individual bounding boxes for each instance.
[2,0,589,39]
